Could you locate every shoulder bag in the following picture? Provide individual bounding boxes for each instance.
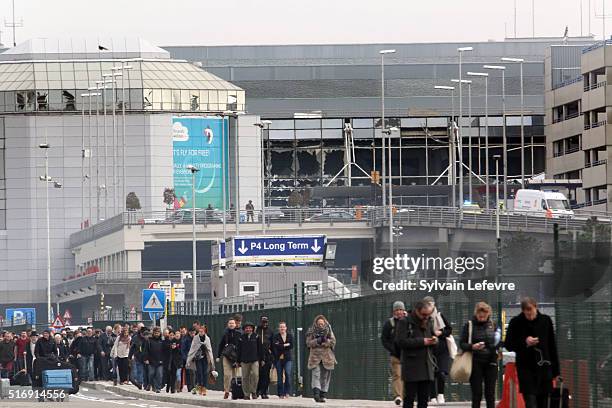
[450,320,472,383]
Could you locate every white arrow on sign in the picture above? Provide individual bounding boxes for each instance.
[311,239,321,252]
[237,240,248,255]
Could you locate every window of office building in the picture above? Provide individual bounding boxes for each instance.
[0,118,4,229]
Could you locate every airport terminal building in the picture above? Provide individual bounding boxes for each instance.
[0,35,603,320]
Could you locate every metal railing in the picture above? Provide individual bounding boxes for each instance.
[71,207,373,247]
[59,270,211,285]
[584,80,607,92]
[581,39,612,54]
[552,75,582,90]
[385,205,607,234]
[584,159,607,168]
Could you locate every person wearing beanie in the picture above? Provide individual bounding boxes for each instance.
[256,316,273,399]
[381,300,406,406]
[238,322,262,400]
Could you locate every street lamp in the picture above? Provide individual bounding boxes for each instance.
[110,70,124,214]
[382,126,399,260]
[434,85,456,207]
[501,57,525,185]
[484,64,507,210]
[187,164,199,304]
[39,142,62,325]
[254,120,272,233]
[467,72,490,210]
[493,155,501,240]
[457,47,473,211]
[452,78,473,203]
[112,63,134,211]
[379,49,396,211]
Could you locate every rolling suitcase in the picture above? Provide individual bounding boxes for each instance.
[42,369,73,390]
[549,377,570,408]
[0,378,9,400]
[230,377,244,400]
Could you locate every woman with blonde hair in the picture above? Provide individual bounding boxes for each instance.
[459,301,501,408]
[306,315,337,403]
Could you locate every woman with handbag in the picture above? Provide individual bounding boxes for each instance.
[458,302,501,408]
[271,321,294,399]
[186,325,216,396]
[423,296,453,405]
[215,318,241,399]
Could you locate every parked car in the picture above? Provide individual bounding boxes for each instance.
[260,207,286,222]
[462,203,483,214]
[164,209,223,224]
[305,210,354,222]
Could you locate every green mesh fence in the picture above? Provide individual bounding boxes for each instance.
[168,290,502,401]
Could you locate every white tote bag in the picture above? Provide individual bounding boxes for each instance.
[450,320,472,383]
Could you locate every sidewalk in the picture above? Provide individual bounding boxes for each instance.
[85,381,472,407]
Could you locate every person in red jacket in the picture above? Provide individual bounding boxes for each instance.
[14,331,28,372]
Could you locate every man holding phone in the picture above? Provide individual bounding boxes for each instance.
[505,297,560,408]
[395,299,437,408]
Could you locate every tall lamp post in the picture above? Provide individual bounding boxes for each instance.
[254,120,272,234]
[383,126,399,260]
[457,47,473,210]
[112,62,133,211]
[379,49,396,211]
[452,78,473,202]
[39,142,62,324]
[484,64,507,210]
[467,72,490,210]
[434,85,456,207]
[187,165,199,304]
[501,57,525,185]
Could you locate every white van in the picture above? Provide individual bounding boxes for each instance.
[513,189,574,218]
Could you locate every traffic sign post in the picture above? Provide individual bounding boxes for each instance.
[51,315,65,329]
[142,289,166,326]
[228,235,326,264]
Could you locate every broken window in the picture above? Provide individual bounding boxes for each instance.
[296,149,321,177]
[270,149,294,177]
[62,90,76,111]
[16,92,25,111]
[37,92,48,111]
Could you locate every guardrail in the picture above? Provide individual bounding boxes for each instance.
[582,39,612,54]
[71,207,373,247]
[386,205,607,234]
[584,80,607,92]
[71,204,612,247]
[552,75,582,90]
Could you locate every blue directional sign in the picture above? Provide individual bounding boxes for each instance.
[5,308,36,325]
[142,289,166,313]
[230,235,326,263]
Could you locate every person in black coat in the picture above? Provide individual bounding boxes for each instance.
[424,296,453,405]
[255,316,274,399]
[215,319,242,398]
[129,328,148,389]
[162,331,182,393]
[395,299,437,408]
[98,326,115,380]
[237,322,263,400]
[144,327,164,393]
[270,322,294,398]
[54,334,70,361]
[34,330,58,359]
[459,302,501,408]
[76,328,100,381]
[25,332,38,378]
[380,301,406,406]
[505,297,560,408]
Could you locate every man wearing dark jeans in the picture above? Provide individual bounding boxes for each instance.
[144,327,164,393]
[256,316,273,399]
[77,328,100,381]
[98,326,116,380]
[395,299,437,408]
[505,297,560,408]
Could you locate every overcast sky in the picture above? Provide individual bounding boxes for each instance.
[0,0,603,47]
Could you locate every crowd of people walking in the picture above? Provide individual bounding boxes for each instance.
[0,296,559,407]
[383,296,560,408]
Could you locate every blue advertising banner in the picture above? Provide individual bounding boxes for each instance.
[172,116,229,209]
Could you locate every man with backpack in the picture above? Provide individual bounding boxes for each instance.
[381,301,406,406]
